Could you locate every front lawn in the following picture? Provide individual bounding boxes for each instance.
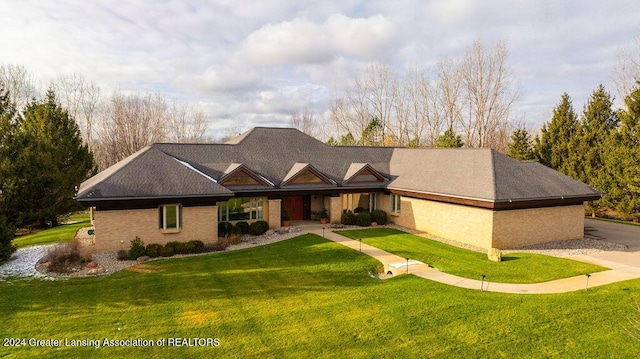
[1,234,639,358]
[12,213,91,248]
[335,228,607,283]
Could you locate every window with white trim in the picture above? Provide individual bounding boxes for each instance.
[390,194,401,214]
[217,197,264,222]
[159,204,182,230]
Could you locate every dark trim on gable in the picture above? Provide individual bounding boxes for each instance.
[219,165,273,187]
[281,164,336,187]
[344,164,387,184]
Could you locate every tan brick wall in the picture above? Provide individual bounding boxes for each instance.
[492,205,584,249]
[93,205,218,252]
[389,196,495,249]
[268,199,281,229]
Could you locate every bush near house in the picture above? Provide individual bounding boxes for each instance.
[159,245,174,257]
[188,240,205,253]
[341,211,356,225]
[235,221,249,234]
[146,243,163,258]
[116,249,127,261]
[356,211,372,227]
[249,222,267,236]
[256,220,269,233]
[0,216,16,263]
[127,237,146,260]
[218,222,233,237]
[370,210,388,225]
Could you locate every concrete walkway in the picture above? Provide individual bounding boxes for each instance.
[310,228,640,294]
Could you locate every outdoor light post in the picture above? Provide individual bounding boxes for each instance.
[359,238,362,252]
[585,273,591,291]
[481,274,486,292]
[406,257,409,274]
[322,226,325,238]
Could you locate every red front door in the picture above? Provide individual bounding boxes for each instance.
[283,196,304,221]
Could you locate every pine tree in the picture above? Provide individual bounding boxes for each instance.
[572,85,619,216]
[535,93,577,173]
[604,83,640,220]
[508,128,535,160]
[0,85,17,262]
[436,126,464,148]
[5,89,95,227]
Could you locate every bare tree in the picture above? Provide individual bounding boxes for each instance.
[167,103,208,143]
[290,108,318,138]
[0,64,36,110]
[614,36,640,99]
[93,91,168,169]
[53,74,101,146]
[459,39,520,149]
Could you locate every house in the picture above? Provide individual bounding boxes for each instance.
[76,127,602,252]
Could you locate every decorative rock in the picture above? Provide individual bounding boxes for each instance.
[488,248,502,262]
[87,267,106,275]
[136,256,150,263]
[86,261,97,269]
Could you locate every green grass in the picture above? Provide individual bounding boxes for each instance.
[0,233,638,358]
[335,228,607,283]
[12,212,91,248]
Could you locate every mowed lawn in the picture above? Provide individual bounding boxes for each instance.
[336,228,607,283]
[11,212,91,248]
[1,234,639,358]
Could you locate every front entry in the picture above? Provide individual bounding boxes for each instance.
[282,196,310,221]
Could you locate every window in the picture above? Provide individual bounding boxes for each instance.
[341,192,381,212]
[218,197,263,222]
[159,204,182,230]
[370,193,380,211]
[390,194,401,214]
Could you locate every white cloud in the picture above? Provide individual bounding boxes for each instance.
[241,14,396,67]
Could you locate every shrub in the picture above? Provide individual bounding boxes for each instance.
[354,206,364,213]
[0,216,16,263]
[231,225,243,236]
[249,221,266,236]
[228,233,242,245]
[370,210,388,225]
[127,237,146,260]
[116,249,128,261]
[235,221,249,234]
[341,211,356,225]
[159,245,174,257]
[183,242,196,254]
[174,242,187,254]
[356,211,372,227]
[164,241,180,252]
[42,239,92,273]
[370,263,384,275]
[281,208,291,221]
[208,238,229,252]
[218,221,233,237]
[188,240,205,253]
[257,220,269,233]
[146,243,162,258]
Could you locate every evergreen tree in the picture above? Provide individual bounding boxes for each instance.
[604,83,640,220]
[340,132,356,146]
[508,128,536,160]
[360,118,384,146]
[571,85,619,216]
[534,93,577,173]
[5,89,95,227]
[436,126,463,148]
[0,85,17,262]
[325,137,338,146]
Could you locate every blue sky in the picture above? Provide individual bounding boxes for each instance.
[1,0,639,138]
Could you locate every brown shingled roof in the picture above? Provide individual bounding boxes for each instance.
[77,127,602,210]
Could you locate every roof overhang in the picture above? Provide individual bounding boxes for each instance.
[388,188,602,210]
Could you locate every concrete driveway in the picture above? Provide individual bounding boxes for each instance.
[578,218,640,268]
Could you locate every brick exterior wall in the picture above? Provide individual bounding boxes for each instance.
[268,199,281,229]
[491,205,584,249]
[93,205,218,252]
[390,196,494,249]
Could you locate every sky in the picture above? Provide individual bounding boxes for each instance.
[1,0,639,139]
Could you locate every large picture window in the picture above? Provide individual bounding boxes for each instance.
[390,194,401,214]
[342,192,380,212]
[218,197,264,221]
[159,204,182,230]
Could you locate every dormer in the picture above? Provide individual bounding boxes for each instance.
[343,163,387,184]
[219,163,273,187]
[281,163,336,186]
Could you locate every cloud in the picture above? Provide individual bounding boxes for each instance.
[240,14,396,67]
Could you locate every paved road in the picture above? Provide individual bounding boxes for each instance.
[579,218,640,268]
